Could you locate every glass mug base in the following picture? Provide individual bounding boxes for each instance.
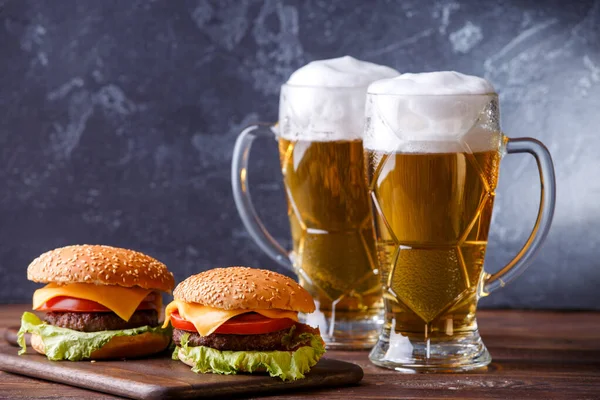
[300,308,383,350]
[369,323,491,372]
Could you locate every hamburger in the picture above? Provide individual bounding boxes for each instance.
[164,267,325,381]
[18,245,174,360]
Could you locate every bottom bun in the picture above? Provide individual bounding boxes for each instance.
[178,348,196,367]
[31,332,170,360]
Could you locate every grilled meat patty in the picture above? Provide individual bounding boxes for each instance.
[172,323,319,352]
[43,310,159,332]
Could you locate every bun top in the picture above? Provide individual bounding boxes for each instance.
[174,267,315,313]
[27,245,175,292]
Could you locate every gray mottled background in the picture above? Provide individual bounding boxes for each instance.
[0,0,598,308]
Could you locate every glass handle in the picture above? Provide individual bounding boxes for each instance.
[231,124,294,271]
[483,137,557,294]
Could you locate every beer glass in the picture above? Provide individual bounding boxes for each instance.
[365,92,556,371]
[232,84,382,349]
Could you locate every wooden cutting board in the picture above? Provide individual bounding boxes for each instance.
[0,328,363,399]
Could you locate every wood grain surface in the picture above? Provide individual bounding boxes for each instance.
[0,343,363,399]
[1,304,599,399]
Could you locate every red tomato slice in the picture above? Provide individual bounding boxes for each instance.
[215,313,296,335]
[37,297,110,312]
[170,311,198,332]
[37,294,157,312]
[169,311,296,335]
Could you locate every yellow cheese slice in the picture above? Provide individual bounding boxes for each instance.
[32,283,156,322]
[163,300,299,336]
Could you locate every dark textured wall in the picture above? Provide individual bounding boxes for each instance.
[0,0,599,308]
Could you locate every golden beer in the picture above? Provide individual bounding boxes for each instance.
[278,138,382,320]
[366,148,501,339]
[363,76,555,371]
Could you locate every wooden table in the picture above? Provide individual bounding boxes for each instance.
[0,304,599,399]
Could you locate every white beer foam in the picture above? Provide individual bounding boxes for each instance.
[364,71,500,152]
[368,71,495,95]
[279,56,399,141]
[287,56,400,88]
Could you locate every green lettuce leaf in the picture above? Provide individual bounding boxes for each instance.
[18,311,171,361]
[280,324,297,348]
[175,331,326,381]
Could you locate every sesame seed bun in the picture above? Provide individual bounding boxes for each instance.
[174,267,316,313]
[27,245,174,292]
[30,332,170,360]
